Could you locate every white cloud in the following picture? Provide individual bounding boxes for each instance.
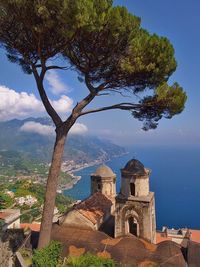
[0,85,73,121]
[69,123,88,135]
[0,85,44,121]
[20,121,88,136]
[20,121,55,136]
[45,70,70,95]
[51,95,73,114]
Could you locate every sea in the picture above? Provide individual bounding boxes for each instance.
[64,145,200,230]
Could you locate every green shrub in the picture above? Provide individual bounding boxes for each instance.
[32,241,62,267]
[64,253,115,267]
[0,192,14,209]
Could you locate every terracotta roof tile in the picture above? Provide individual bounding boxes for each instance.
[20,223,41,232]
[75,192,112,224]
[190,229,200,243]
[51,225,186,267]
[156,232,171,244]
[0,212,11,219]
[187,241,200,267]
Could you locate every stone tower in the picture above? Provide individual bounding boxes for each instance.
[115,159,156,243]
[91,165,116,213]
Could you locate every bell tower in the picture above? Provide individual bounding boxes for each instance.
[91,164,116,213]
[115,159,156,243]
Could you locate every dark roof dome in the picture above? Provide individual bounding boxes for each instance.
[93,164,115,177]
[123,159,146,175]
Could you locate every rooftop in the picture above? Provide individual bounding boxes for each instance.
[0,209,20,222]
[0,212,11,220]
[123,159,147,176]
[20,223,41,232]
[156,228,200,244]
[50,224,186,267]
[92,165,115,178]
[74,192,112,224]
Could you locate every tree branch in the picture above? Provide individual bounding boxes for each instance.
[46,65,70,71]
[71,93,97,119]
[79,102,141,116]
[85,73,97,94]
[32,66,63,127]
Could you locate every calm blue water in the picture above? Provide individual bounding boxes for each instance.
[64,145,200,230]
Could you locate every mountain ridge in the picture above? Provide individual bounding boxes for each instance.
[0,118,126,164]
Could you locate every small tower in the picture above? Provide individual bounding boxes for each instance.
[91,165,116,213]
[115,159,156,243]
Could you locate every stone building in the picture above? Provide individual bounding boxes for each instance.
[0,209,21,231]
[114,159,156,243]
[91,165,116,213]
[61,192,112,230]
[61,159,156,243]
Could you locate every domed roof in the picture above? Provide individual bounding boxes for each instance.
[93,164,115,177]
[123,159,146,175]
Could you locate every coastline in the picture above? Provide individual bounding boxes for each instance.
[60,174,82,191]
[60,152,128,191]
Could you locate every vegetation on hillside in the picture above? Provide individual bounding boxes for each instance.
[32,241,115,267]
[0,150,73,187]
[32,241,62,267]
[64,253,115,267]
[0,179,73,222]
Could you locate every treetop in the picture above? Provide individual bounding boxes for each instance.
[0,0,187,130]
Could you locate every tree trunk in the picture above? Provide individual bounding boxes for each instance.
[37,127,67,249]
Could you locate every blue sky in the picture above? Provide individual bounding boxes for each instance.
[0,0,199,146]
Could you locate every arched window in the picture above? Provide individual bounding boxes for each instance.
[130,183,135,196]
[97,183,101,191]
[128,217,137,236]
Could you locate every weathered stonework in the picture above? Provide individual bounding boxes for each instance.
[61,209,95,230]
[91,165,116,213]
[61,159,156,244]
[115,159,156,243]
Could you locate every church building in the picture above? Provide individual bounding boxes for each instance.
[60,159,156,243]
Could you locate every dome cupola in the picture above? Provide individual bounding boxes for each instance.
[93,164,115,178]
[123,159,146,176]
[91,164,116,212]
[120,159,150,197]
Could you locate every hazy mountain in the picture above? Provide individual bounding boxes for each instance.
[0,118,126,164]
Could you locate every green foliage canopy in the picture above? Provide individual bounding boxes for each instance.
[0,0,187,130]
[0,192,14,209]
[132,82,187,130]
[32,241,62,267]
[64,252,115,267]
[0,0,113,73]
[64,7,176,91]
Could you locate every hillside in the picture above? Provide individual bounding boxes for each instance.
[0,118,126,164]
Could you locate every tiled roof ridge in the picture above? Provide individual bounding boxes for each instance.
[75,192,112,209]
[74,192,112,224]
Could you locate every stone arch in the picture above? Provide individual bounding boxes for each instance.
[120,205,140,236]
[121,205,141,220]
[124,210,139,236]
[127,216,138,236]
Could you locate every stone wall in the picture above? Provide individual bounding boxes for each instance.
[0,229,25,267]
[61,210,95,230]
[0,238,12,267]
[115,192,156,243]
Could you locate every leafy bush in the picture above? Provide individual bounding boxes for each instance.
[32,241,62,267]
[0,192,14,209]
[64,253,115,267]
